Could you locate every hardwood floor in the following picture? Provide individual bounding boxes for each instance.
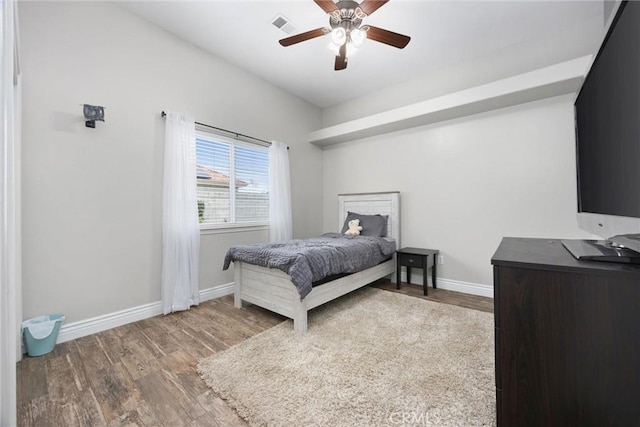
[16,280,493,427]
[370,279,494,313]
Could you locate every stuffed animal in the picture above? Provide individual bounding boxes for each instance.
[344,219,363,236]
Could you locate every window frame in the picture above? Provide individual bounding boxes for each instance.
[195,128,270,231]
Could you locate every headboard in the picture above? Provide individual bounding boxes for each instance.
[338,192,400,249]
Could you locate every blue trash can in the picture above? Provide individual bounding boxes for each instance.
[22,314,65,357]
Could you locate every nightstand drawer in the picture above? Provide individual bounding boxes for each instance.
[398,253,424,268]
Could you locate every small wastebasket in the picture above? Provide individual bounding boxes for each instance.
[22,314,65,357]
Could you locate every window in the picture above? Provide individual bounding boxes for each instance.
[195,130,269,228]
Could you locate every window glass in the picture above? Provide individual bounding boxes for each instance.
[196,131,269,227]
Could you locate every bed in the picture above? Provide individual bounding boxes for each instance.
[228,192,400,332]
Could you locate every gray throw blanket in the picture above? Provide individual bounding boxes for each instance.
[223,233,396,299]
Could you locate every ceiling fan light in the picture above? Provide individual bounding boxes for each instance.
[346,43,359,57]
[328,43,340,56]
[350,28,366,47]
[329,42,358,57]
[330,27,347,46]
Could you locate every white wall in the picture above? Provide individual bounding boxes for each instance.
[322,94,593,288]
[20,1,322,324]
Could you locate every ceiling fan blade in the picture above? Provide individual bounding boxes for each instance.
[358,0,388,16]
[314,0,339,13]
[279,28,327,47]
[365,25,411,49]
[335,44,347,70]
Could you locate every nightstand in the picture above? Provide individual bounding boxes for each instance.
[396,247,439,295]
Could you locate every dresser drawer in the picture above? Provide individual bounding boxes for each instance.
[398,253,424,268]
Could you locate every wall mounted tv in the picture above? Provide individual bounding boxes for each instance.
[566,0,640,261]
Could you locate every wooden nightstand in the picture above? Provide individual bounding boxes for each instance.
[396,247,439,295]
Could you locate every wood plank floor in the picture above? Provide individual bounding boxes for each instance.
[370,279,494,313]
[17,280,493,427]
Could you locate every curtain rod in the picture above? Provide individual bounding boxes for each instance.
[161,111,288,149]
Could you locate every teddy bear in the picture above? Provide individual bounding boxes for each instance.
[344,219,363,236]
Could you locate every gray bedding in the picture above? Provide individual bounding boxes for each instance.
[223,233,396,299]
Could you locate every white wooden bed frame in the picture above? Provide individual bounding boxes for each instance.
[233,191,400,332]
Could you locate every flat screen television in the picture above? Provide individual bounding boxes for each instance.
[566,0,640,261]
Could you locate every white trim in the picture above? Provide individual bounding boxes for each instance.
[308,56,591,146]
[436,278,493,298]
[1,2,20,425]
[199,282,234,301]
[55,283,234,345]
[57,301,163,344]
[51,273,491,346]
[398,272,493,298]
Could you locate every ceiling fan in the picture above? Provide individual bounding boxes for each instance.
[279,0,411,71]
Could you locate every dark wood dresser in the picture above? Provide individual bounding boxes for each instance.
[491,237,640,426]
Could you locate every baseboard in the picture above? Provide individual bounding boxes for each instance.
[53,275,490,346]
[398,272,493,298]
[56,282,234,344]
[435,278,493,298]
[199,282,234,302]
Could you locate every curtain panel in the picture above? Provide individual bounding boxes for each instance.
[268,141,293,242]
[162,111,200,314]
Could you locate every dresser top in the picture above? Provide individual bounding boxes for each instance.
[492,237,640,277]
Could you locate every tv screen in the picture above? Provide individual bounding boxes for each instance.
[575,0,640,220]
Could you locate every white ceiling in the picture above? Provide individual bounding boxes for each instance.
[118,0,606,109]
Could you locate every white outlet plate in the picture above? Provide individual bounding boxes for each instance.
[437,255,444,265]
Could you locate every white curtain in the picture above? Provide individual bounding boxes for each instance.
[161,111,200,314]
[1,1,21,425]
[268,141,292,242]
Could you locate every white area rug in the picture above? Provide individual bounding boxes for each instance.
[198,287,495,426]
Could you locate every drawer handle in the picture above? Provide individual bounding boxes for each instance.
[409,259,414,263]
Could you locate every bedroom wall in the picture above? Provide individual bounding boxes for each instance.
[19,1,322,324]
[322,94,594,289]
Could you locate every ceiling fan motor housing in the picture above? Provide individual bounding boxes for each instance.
[330,0,366,27]
[329,0,368,48]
